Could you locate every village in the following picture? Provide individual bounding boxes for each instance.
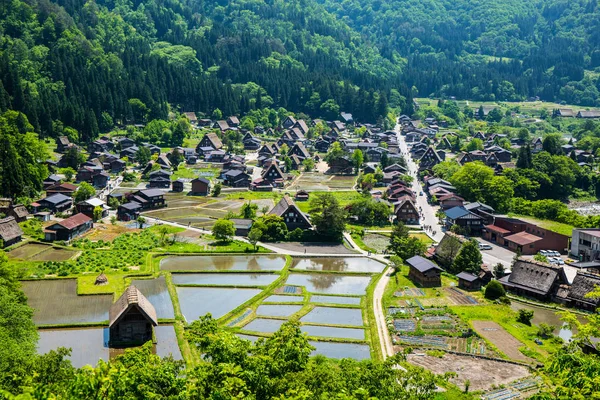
[1,104,600,398]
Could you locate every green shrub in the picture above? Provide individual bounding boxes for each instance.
[484,280,505,300]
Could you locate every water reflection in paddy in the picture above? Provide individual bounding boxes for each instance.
[286,273,372,295]
[263,294,304,303]
[301,307,363,326]
[236,335,370,360]
[302,325,365,340]
[161,255,286,271]
[256,304,303,317]
[131,276,175,319]
[310,295,361,305]
[292,257,385,273]
[172,273,278,286]
[510,302,587,341]
[176,287,262,321]
[242,318,287,333]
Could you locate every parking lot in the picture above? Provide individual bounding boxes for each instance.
[477,238,517,272]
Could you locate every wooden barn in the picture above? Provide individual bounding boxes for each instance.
[109,286,158,347]
[456,271,482,291]
[406,255,442,287]
[0,216,23,248]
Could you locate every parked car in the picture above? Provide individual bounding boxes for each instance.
[548,257,565,265]
[478,242,492,250]
[539,250,550,256]
[549,250,561,257]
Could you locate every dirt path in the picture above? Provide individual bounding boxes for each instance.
[472,321,533,363]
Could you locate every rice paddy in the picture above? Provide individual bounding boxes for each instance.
[302,325,365,340]
[130,276,175,319]
[176,287,262,321]
[300,307,364,326]
[309,295,362,305]
[161,255,286,272]
[285,273,372,295]
[291,257,385,273]
[255,304,303,317]
[172,273,279,286]
[22,280,113,325]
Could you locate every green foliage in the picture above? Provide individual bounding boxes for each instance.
[19,219,44,240]
[346,196,391,226]
[308,193,347,241]
[484,280,506,300]
[212,219,235,242]
[451,239,482,274]
[534,253,548,263]
[516,309,534,325]
[74,182,96,203]
[449,161,514,212]
[239,202,258,219]
[388,221,426,260]
[212,183,222,197]
[136,146,152,166]
[250,215,288,242]
[537,323,555,338]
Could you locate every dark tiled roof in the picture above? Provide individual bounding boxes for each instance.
[406,256,443,273]
[456,272,479,282]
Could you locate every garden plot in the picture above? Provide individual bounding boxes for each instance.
[22,280,112,325]
[445,287,478,305]
[86,225,138,242]
[394,287,425,297]
[300,307,363,326]
[29,247,77,261]
[286,273,372,295]
[326,175,356,189]
[361,234,390,253]
[291,257,385,273]
[393,319,416,332]
[143,207,205,220]
[131,276,175,319]
[172,273,278,286]
[256,304,303,317]
[8,243,52,259]
[395,335,449,349]
[388,306,417,316]
[176,287,262,321]
[161,255,286,272]
[420,315,456,331]
[293,173,330,191]
[472,321,532,362]
[163,193,214,208]
[407,352,530,392]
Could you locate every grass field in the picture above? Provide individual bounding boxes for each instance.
[507,214,575,236]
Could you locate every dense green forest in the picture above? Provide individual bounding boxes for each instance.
[2,0,600,143]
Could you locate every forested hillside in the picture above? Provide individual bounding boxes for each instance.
[1,0,600,143]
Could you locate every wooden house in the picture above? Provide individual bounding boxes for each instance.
[191,177,211,195]
[269,195,312,231]
[566,273,600,311]
[444,206,484,235]
[46,183,78,197]
[282,116,297,129]
[109,286,158,347]
[418,147,442,171]
[76,198,109,219]
[577,110,600,119]
[34,193,73,213]
[500,258,566,301]
[117,202,142,221]
[295,190,310,201]
[0,216,23,248]
[129,189,166,210]
[44,213,92,241]
[261,163,286,187]
[172,179,185,192]
[223,170,251,188]
[406,256,442,287]
[197,132,223,151]
[394,198,419,225]
[230,219,253,236]
[328,156,353,174]
[213,120,229,131]
[456,272,482,291]
[56,136,71,153]
[288,143,311,160]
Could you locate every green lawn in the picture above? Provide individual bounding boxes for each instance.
[507,214,574,236]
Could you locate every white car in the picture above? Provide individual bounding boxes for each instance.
[550,250,561,257]
[539,250,550,256]
[478,242,492,250]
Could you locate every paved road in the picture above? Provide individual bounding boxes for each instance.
[395,124,444,242]
[396,124,512,270]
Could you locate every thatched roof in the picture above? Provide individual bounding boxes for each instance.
[109,286,158,327]
[505,259,564,296]
[95,273,108,285]
[567,273,600,307]
[0,216,23,242]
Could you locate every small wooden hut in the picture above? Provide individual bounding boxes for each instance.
[109,286,158,347]
[95,273,108,286]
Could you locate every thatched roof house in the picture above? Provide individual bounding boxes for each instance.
[0,216,23,248]
[109,286,157,346]
[95,273,108,286]
[567,273,600,311]
[499,258,566,300]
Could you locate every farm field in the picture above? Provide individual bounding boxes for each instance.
[8,243,78,261]
[22,280,113,325]
[407,352,530,392]
[472,321,533,362]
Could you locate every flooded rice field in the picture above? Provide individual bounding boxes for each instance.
[131,276,175,319]
[176,287,261,321]
[302,325,365,340]
[310,295,362,305]
[263,294,304,303]
[22,280,112,325]
[37,325,181,368]
[300,307,364,326]
[510,302,587,341]
[235,336,370,360]
[291,257,385,273]
[285,273,372,295]
[242,318,287,333]
[172,273,278,286]
[255,304,303,317]
[161,255,286,271]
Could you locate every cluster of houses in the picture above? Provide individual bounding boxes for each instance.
[553,108,600,119]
